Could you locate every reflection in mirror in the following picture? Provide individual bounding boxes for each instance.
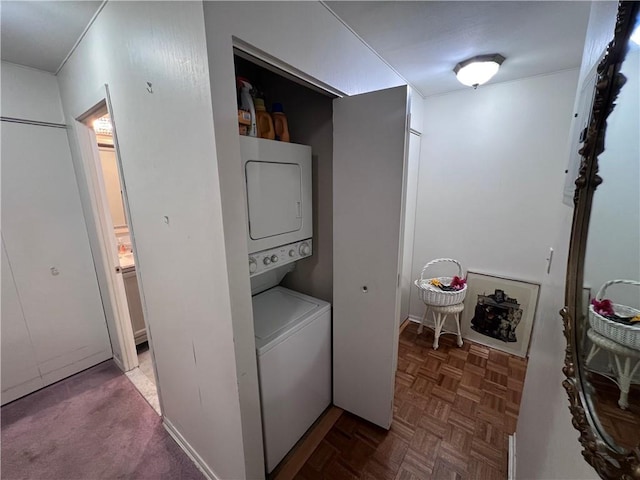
[562,2,640,478]
[581,35,640,452]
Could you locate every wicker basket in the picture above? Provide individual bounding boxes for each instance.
[588,279,640,349]
[414,258,467,307]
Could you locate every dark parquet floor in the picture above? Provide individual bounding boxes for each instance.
[589,373,640,450]
[296,321,528,480]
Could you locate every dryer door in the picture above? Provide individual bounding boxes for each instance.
[246,161,302,240]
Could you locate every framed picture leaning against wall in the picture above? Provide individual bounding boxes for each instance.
[461,271,540,358]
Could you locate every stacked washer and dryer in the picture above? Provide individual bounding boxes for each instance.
[240,137,331,474]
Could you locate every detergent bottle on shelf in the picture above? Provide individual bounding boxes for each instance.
[272,103,290,142]
[237,77,257,137]
[254,98,275,140]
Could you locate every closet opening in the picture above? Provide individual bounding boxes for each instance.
[232,47,338,477]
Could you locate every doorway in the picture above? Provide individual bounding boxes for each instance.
[79,104,160,414]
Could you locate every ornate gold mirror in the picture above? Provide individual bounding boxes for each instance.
[562,2,640,478]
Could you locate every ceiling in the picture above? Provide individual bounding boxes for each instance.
[1,1,591,96]
[1,1,102,73]
[326,1,591,96]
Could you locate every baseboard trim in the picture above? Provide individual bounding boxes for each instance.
[400,318,411,333]
[401,315,424,330]
[163,418,219,480]
[508,433,516,480]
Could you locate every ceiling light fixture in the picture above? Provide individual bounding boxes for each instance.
[93,116,113,136]
[454,54,505,89]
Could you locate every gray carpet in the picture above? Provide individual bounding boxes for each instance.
[1,361,205,480]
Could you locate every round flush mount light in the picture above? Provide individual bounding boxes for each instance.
[454,54,506,88]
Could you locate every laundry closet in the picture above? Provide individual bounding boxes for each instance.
[234,52,335,473]
[233,50,421,475]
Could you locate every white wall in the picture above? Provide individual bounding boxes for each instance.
[55,3,247,479]
[1,63,112,404]
[410,65,601,478]
[0,62,65,123]
[411,69,580,321]
[202,2,406,477]
[584,48,640,309]
[515,208,597,480]
[516,2,619,479]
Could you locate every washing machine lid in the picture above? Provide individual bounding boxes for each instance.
[252,287,328,354]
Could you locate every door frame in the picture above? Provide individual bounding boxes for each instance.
[72,86,138,373]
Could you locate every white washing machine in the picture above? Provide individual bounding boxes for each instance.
[252,286,331,473]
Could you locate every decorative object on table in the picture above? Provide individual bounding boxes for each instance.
[461,271,540,358]
[588,280,640,349]
[414,258,467,307]
[414,258,467,350]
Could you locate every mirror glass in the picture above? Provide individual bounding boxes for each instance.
[580,31,640,451]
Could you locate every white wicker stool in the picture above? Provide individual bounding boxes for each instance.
[418,303,464,350]
[586,328,640,409]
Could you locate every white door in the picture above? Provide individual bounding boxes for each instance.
[333,85,409,429]
[1,238,44,403]
[400,132,422,324]
[98,147,127,228]
[1,122,113,403]
[73,118,138,372]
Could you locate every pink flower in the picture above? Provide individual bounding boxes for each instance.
[591,298,615,316]
[450,276,467,291]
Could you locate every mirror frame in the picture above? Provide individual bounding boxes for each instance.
[561,1,640,478]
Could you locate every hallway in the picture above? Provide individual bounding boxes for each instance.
[1,361,203,480]
[295,322,527,479]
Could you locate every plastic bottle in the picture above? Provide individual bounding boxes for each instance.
[272,103,290,142]
[237,77,257,137]
[254,98,275,140]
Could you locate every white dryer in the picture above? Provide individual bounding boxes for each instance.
[252,286,331,473]
[240,136,312,256]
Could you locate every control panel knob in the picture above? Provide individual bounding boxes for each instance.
[289,249,296,257]
[249,258,257,273]
[263,257,271,265]
[271,255,279,263]
[299,243,310,256]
